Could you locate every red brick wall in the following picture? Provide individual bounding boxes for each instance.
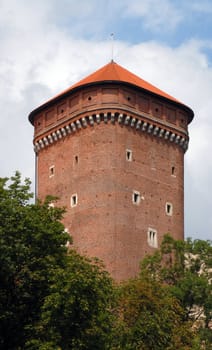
[33,83,189,281]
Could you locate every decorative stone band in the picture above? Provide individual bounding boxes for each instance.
[34,112,189,153]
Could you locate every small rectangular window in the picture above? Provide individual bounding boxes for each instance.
[71,194,78,207]
[147,228,158,248]
[132,190,141,205]
[49,165,55,177]
[171,166,176,176]
[166,202,173,216]
[126,149,132,161]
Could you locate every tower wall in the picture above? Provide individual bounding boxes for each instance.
[32,82,190,281]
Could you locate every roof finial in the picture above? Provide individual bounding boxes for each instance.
[110,33,114,62]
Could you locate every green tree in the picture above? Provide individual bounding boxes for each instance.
[112,277,195,350]
[29,252,115,350]
[0,172,69,349]
[0,172,115,350]
[140,234,212,349]
[1,173,211,349]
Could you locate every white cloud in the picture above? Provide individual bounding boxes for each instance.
[123,0,182,31]
[190,1,212,13]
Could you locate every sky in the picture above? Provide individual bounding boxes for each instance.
[0,0,212,241]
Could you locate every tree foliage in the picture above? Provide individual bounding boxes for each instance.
[29,252,115,350]
[140,234,212,349]
[112,278,194,350]
[0,172,211,349]
[0,172,69,349]
[0,172,114,349]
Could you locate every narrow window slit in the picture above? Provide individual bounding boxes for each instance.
[49,165,55,177]
[166,202,173,216]
[126,149,132,161]
[132,191,141,205]
[71,194,78,207]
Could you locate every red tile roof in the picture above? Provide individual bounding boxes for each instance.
[29,61,194,123]
[72,60,181,102]
[51,60,181,103]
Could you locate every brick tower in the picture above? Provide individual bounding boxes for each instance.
[29,61,194,281]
